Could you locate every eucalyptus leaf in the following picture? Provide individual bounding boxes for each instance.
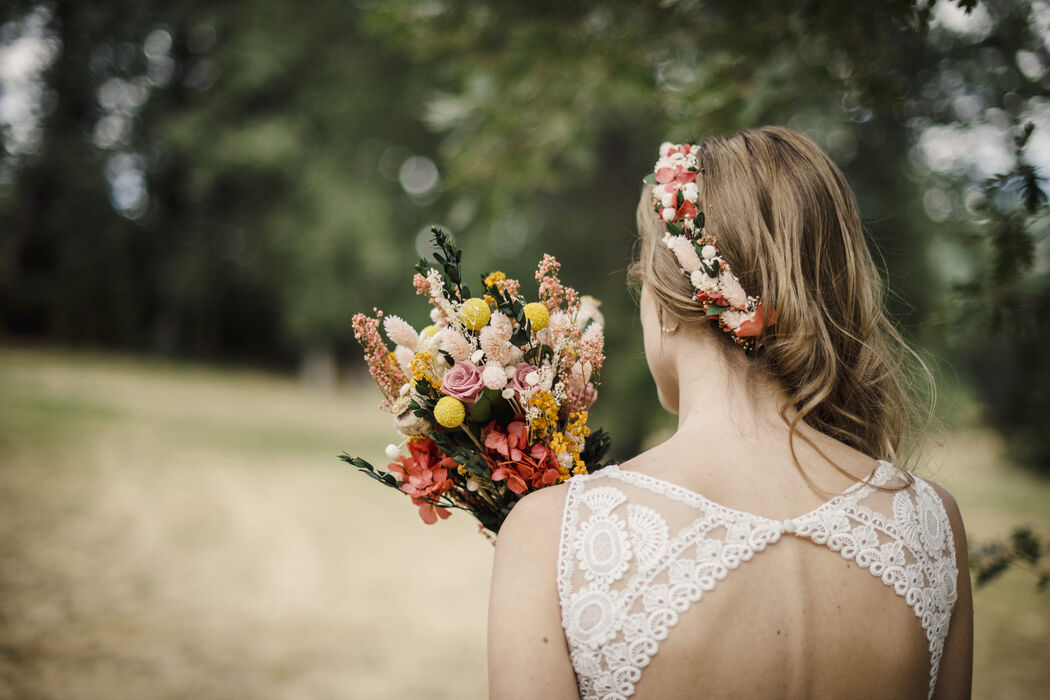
[471,394,493,422]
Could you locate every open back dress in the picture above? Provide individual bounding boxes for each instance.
[557,460,959,699]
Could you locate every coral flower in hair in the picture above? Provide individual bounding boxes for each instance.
[735,302,775,338]
[654,167,698,187]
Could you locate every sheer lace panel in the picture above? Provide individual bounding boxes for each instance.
[556,462,959,700]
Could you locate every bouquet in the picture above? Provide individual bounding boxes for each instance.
[342,227,611,535]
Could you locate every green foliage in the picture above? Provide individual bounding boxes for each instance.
[417,226,471,302]
[2,0,1049,470]
[340,454,398,488]
[970,526,1050,591]
[944,120,1050,467]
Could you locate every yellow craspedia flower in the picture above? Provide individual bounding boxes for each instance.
[434,396,466,428]
[420,325,439,339]
[460,297,491,331]
[523,302,549,331]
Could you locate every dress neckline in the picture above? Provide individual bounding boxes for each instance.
[598,459,897,527]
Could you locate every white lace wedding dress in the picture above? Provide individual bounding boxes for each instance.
[557,461,959,700]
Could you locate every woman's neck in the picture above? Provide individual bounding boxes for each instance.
[657,325,874,488]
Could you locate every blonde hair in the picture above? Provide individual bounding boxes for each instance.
[628,126,935,480]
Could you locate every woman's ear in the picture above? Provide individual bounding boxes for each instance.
[658,306,679,335]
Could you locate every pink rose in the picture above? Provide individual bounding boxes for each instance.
[440,360,485,403]
[508,362,539,395]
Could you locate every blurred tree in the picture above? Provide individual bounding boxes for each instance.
[0,0,442,369]
[358,0,1050,462]
[2,0,1048,468]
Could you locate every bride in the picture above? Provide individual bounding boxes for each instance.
[487,127,973,699]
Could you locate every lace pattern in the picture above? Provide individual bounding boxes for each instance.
[556,462,959,700]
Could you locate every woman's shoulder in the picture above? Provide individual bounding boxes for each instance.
[911,472,968,548]
[493,480,573,560]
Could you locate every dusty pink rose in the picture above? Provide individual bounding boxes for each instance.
[440,360,485,403]
[508,362,539,395]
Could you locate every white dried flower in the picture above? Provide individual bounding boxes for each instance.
[422,327,444,353]
[483,363,508,390]
[525,371,539,386]
[577,295,604,330]
[471,349,484,364]
[384,444,401,459]
[394,346,414,375]
[488,311,513,340]
[548,311,571,334]
[394,409,430,436]
[479,326,509,365]
[442,331,473,362]
[661,207,676,222]
[383,315,420,352]
[701,244,717,260]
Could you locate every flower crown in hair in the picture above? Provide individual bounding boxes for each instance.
[643,141,774,357]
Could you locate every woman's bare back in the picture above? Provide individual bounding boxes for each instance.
[552,453,970,699]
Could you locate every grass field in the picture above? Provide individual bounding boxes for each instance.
[1,345,1048,699]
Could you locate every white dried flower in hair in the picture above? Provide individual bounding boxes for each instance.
[720,272,749,309]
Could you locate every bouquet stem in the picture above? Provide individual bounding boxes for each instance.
[460,423,484,452]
